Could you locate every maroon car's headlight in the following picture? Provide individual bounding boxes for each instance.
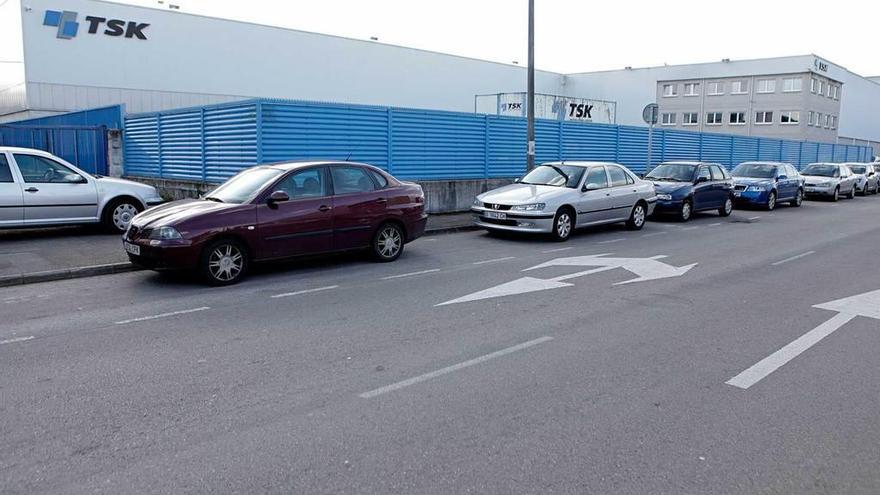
[149,226,183,240]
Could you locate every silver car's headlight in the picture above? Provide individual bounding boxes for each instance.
[473,199,483,207]
[149,226,183,240]
[510,203,546,211]
[656,194,672,201]
[816,181,832,187]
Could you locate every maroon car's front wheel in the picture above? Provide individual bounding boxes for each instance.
[372,223,404,262]
[200,239,249,286]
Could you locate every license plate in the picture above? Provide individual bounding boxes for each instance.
[485,211,506,220]
[124,241,140,256]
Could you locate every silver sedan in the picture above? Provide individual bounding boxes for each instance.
[472,161,657,241]
[802,162,858,201]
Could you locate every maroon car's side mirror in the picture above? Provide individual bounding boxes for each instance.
[267,190,290,208]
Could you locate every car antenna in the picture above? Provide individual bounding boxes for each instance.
[344,142,362,162]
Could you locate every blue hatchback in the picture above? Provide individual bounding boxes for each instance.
[645,161,735,222]
[731,162,804,210]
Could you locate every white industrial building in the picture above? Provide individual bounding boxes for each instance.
[2,0,878,153]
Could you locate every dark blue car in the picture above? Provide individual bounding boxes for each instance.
[731,162,804,210]
[645,161,735,222]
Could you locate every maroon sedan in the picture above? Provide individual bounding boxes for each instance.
[123,161,427,285]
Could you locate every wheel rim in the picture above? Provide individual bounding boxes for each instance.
[796,190,803,205]
[378,226,402,258]
[768,193,776,210]
[633,205,645,227]
[681,203,691,220]
[557,213,572,238]
[724,199,733,215]
[112,203,138,231]
[208,244,243,282]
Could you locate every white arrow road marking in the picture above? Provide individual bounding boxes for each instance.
[727,289,880,389]
[437,254,696,306]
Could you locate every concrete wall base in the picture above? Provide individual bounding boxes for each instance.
[127,176,515,213]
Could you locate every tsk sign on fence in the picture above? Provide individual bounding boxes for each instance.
[43,10,150,40]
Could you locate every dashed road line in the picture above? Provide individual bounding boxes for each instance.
[542,247,573,254]
[472,256,516,265]
[0,336,35,346]
[641,231,669,238]
[682,226,700,231]
[748,216,762,221]
[381,269,441,280]
[599,238,625,244]
[359,336,554,398]
[271,285,339,299]
[771,251,816,266]
[708,223,722,227]
[115,307,210,325]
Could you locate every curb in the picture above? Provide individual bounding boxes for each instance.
[0,262,142,288]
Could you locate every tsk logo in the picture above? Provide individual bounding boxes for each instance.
[568,103,594,119]
[43,10,150,40]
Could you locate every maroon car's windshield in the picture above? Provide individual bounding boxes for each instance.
[206,167,285,204]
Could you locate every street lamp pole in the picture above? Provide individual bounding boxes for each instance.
[526,0,535,171]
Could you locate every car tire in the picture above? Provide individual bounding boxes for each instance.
[200,238,249,286]
[626,202,647,230]
[831,187,839,202]
[848,185,856,199]
[790,189,803,207]
[372,222,405,262]
[719,196,733,217]
[678,200,693,222]
[551,207,575,242]
[102,198,143,234]
[765,191,777,211]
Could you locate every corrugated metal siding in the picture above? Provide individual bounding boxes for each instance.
[7,105,124,129]
[0,124,109,174]
[124,98,874,181]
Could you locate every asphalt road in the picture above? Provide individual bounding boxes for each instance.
[2,197,880,494]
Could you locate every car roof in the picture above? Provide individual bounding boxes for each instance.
[258,160,379,172]
[0,146,56,154]
[657,161,712,166]
[541,161,622,168]
[738,161,787,166]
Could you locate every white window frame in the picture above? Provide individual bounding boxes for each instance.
[662,84,678,97]
[832,86,840,100]
[780,111,800,125]
[811,78,818,93]
[807,111,814,126]
[755,111,773,125]
[782,77,802,93]
[830,115,837,129]
[730,112,746,125]
[756,79,776,94]
[661,112,677,126]
[707,82,724,96]
[683,83,700,97]
[731,80,749,95]
[682,112,699,126]
[816,80,824,95]
[824,114,830,128]
[706,112,723,125]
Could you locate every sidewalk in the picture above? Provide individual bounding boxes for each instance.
[0,212,474,287]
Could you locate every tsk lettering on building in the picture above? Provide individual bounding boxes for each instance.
[568,103,594,119]
[43,10,150,40]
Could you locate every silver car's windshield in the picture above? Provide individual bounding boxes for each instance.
[849,165,867,174]
[732,164,777,179]
[206,167,285,204]
[802,164,839,177]
[519,165,586,188]
[645,163,696,182]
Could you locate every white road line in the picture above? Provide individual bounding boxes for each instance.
[115,307,210,325]
[708,223,722,227]
[771,251,816,266]
[380,269,441,280]
[271,285,339,299]
[599,238,625,244]
[748,216,762,221]
[726,312,855,390]
[542,247,573,254]
[472,256,516,265]
[0,336,35,346]
[359,336,554,399]
[682,226,700,231]
[641,231,669,238]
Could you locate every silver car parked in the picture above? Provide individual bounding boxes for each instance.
[472,162,657,241]
[842,163,880,195]
[0,147,164,232]
[802,162,858,201]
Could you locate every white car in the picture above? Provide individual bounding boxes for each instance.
[472,161,657,241]
[0,147,164,232]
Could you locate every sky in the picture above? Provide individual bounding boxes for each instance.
[118,0,880,77]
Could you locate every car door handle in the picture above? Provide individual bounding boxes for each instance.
[375,198,387,204]
[318,205,332,212]
[24,187,39,193]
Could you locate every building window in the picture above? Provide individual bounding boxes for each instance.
[826,84,833,98]
[816,80,824,95]
[830,115,838,129]
[811,78,818,93]
[807,111,814,126]
[824,114,830,128]
[661,112,677,125]
[780,111,800,125]
[755,111,773,125]
[683,112,699,126]
[730,112,746,125]
[815,112,823,127]
[756,79,776,94]
[706,112,723,125]
[707,82,724,95]
[662,84,678,97]
[832,86,840,100]
[731,80,748,94]
[684,83,700,96]
[782,77,802,92]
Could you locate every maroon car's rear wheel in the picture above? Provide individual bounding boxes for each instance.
[372,223,404,262]
[200,239,249,285]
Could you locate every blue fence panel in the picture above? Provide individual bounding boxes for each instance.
[158,110,204,180]
[487,117,526,177]
[123,115,160,177]
[391,108,485,179]
[662,130,701,162]
[817,143,834,162]
[730,137,759,166]
[781,141,801,166]
[535,120,561,166]
[9,105,124,129]
[0,124,109,174]
[203,104,258,183]
[562,121,617,162]
[700,133,733,167]
[616,126,649,174]
[757,139,782,162]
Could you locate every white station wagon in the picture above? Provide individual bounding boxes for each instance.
[472,161,657,241]
[0,147,164,233]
